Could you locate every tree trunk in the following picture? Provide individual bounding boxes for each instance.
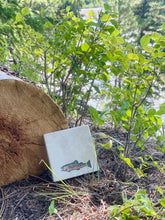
[0,70,68,186]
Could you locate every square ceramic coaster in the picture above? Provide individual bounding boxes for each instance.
[44,125,99,182]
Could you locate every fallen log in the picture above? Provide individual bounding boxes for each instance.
[0,70,68,186]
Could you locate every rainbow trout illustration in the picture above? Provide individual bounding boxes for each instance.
[61,160,92,172]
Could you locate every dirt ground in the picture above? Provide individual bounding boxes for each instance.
[0,120,165,220]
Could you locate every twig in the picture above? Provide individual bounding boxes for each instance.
[9,193,28,218]
[0,187,5,218]
[54,212,63,220]
[29,174,50,183]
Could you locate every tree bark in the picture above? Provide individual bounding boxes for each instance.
[0,70,68,186]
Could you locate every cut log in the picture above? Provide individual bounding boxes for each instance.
[0,70,68,186]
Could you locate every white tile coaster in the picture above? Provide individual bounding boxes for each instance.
[44,125,99,182]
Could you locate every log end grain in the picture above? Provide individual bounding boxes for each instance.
[0,78,68,186]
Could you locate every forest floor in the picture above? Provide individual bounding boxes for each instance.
[0,118,165,220]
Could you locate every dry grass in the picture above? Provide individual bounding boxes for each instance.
[46,192,110,220]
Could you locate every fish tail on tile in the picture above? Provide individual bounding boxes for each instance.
[87,160,92,168]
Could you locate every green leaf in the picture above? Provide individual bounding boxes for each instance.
[121,116,127,121]
[83,30,89,35]
[143,46,154,53]
[106,50,113,60]
[157,102,165,115]
[93,85,100,93]
[104,4,112,12]
[81,42,90,52]
[136,168,144,178]
[157,52,165,57]
[66,6,70,12]
[162,23,165,30]
[116,37,124,44]
[105,25,115,34]
[123,77,131,84]
[151,32,160,40]
[140,35,150,47]
[21,7,30,16]
[157,109,165,115]
[17,25,23,29]
[40,8,44,16]
[49,201,57,215]
[122,191,127,203]
[36,64,41,69]
[162,143,165,154]
[148,108,156,116]
[156,117,162,127]
[118,146,124,151]
[157,187,164,195]
[135,189,147,200]
[120,154,134,168]
[47,68,54,73]
[157,136,165,142]
[35,49,43,55]
[144,131,149,139]
[101,72,109,82]
[100,139,112,149]
[88,10,94,17]
[125,158,134,168]
[159,197,165,208]
[107,205,120,214]
[89,106,98,122]
[127,53,139,60]
[138,54,145,64]
[111,19,118,28]
[101,14,110,22]
[126,110,132,117]
[131,135,136,141]
[98,119,104,126]
[44,21,53,30]
[112,30,120,36]
[15,13,24,23]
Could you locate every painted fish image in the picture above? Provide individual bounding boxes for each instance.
[61,160,92,172]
